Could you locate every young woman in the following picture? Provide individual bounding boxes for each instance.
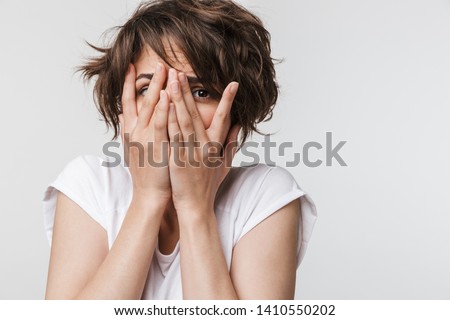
[42,0,317,299]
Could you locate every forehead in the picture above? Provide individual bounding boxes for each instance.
[134,43,195,75]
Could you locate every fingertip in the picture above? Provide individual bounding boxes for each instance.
[156,62,164,73]
[168,68,177,80]
[126,63,133,74]
[229,82,239,95]
[160,90,166,101]
[159,91,170,112]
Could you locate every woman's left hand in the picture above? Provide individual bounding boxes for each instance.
[166,68,241,220]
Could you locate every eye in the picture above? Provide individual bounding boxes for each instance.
[137,86,148,96]
[192,88,210,100]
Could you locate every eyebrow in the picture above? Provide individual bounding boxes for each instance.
[136,73,202,84]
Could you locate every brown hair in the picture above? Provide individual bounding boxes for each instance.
[79,0,279,145]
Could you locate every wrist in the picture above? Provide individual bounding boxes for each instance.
[178,211,217,239]
[131,191,169,215]
[176,205,215,226]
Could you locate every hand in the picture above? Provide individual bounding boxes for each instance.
[165,68,241,218]
[119,63,171,205]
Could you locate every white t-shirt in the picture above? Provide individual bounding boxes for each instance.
[42,155,317,299]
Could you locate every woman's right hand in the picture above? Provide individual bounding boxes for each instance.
[119,63,171,206]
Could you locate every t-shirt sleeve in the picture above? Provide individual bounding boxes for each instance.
[41,155,107,246]
[237,165,317,268]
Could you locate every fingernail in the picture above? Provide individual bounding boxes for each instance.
[171,81,180,93]
[230,82,239,94]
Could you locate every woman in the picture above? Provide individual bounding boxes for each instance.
[42,0,317,299]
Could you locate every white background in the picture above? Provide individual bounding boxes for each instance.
[0,0,449,299]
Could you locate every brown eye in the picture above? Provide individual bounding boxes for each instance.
[192,88,210,99]
[138,86,148,96]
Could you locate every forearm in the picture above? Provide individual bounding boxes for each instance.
[178,212,238,300]
[75,195,165,299]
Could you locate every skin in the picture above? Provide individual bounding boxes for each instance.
[45,44,301,300]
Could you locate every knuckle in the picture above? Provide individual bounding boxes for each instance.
[189,110,200,120]
[172,93,182,102]
[154,119,165,131]
[208,141,222,152]
[171,132,181,142]
[179,118,192,129]
[216,110,228,121]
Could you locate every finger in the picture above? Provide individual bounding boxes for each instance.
[224,124,241,168]
[119,114,129,167]
[168,102,182,147]
[208,82,239,145]
[118,114,125,144]
[137,62,167,128]
[121,64,138,131]
[154,90,169,142]
[152,90,170,164]
[168,69,195,143]
[178,72,208,142]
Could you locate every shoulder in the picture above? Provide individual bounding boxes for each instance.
[58,154,129,185]
[216,163,317,267]
[53,154,132,211]
[233,163,299,188]
[216,163,303,210]
[42,155,132,245]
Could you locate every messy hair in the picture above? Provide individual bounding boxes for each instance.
[79,0,279,145]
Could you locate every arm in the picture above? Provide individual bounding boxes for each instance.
[46,192,165,299]
[177,199,300,299]
[230,198,300,299]
[46,63,172,299]
[178,212,238,299]
[165,69,300,299]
